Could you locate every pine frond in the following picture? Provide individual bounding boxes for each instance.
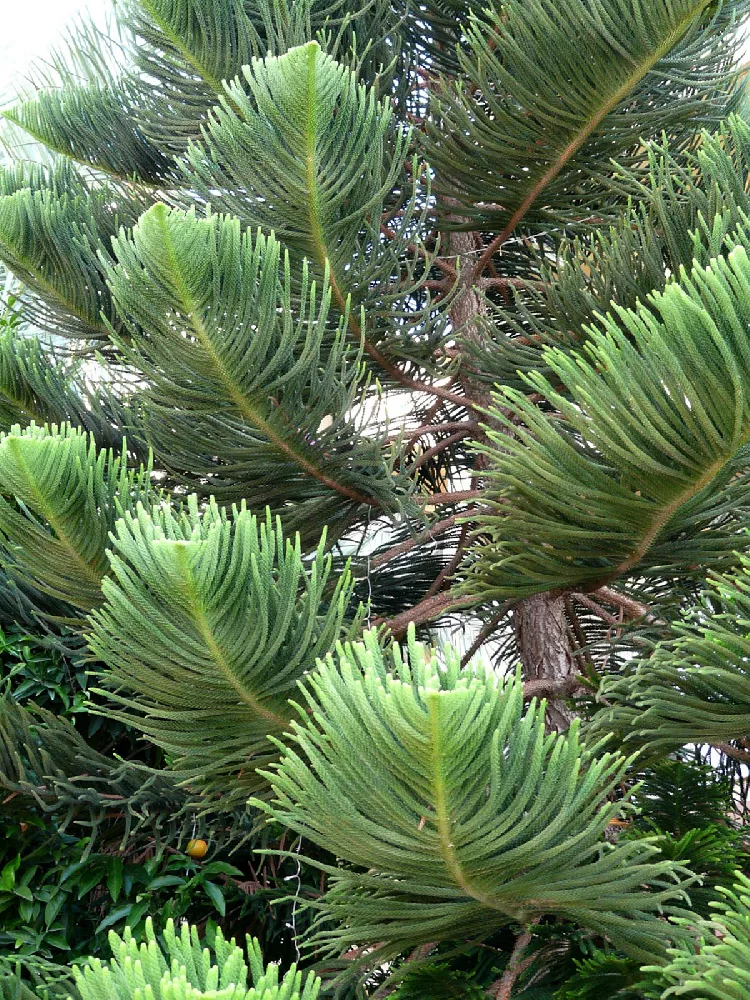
[426,0,748,235]
[6,1,412,182]
[654,871,750,998]
[0,161,149,342]
[180,42,437,355]
[106,202,412,523]
[469,115,750,389]
[466,237,750,601]
[259,630,690,966]
[5,80,173,186]
[0,967,77,1000]
[0,698,189,841]
[87,500,362,804]
[554,951,651,1000]
[0,425,151,613]
[71,917,321,1000]
[588,553,750,752]
[117,0,266,154]
[183,41,407,269]
[392,963,487,999]
[0,332,132,452]
[630,758,733,837]
[123,0,414,148]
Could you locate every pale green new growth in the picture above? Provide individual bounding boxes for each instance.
[73,917,321,1000]
[656,872,750,997]
[0,424,151,612]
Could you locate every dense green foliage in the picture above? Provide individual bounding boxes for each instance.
[2,0,750,996]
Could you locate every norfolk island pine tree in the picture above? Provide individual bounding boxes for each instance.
[3,0,750,995]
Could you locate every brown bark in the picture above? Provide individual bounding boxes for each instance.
[447,223,579,731]
[513,592,576,730]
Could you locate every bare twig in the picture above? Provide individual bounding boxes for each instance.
[460,604,513,666]
[592,586,653,621]
[410,429,473,471]
[375,591,477,636]
[714,742,750,765]
[385,420,478,448]
[416,488,484,506]
[522,676,586,701]
[423,522,470,602]
[571,592,620,626]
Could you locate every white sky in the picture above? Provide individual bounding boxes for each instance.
[0,0,101,102]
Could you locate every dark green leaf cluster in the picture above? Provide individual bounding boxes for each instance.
[467,239,750,599]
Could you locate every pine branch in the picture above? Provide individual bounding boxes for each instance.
[468,239,750,599]
[88,502,362,805]
[259,631,692,966]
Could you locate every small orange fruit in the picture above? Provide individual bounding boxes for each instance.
[185,838,208,859]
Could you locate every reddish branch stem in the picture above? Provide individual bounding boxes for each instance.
[371,515,461,570]
[489,931,535,999]
[460,604,513,666]
[385,420,478,447]
[410,429,472,471]
[375,591,476,636]
[417,488,484,506]
[592,586,652,620]
[522,676,586,700]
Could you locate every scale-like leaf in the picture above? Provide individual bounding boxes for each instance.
[655,872,750,999]
[260,631,689,964]
[71,917,322,1000]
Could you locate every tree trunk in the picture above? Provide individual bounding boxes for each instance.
[513,592,576,730]
[448,225,578,730]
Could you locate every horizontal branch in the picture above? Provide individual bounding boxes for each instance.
[713,742,750,765]
[385,420,478,447]
[571,592,620,626]
[522,676,586,701]
[592,586,653,621]
[410,429,472,471]
[371,514,461,570]
[460,603,514,666]
[375,591,477,636]
[417,488,484,506]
